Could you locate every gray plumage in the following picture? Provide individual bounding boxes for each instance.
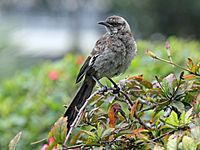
[64,15,137,131]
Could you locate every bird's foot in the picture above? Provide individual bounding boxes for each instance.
[98,86,108,95]
[111,86,120,94]
[106,77,120,94]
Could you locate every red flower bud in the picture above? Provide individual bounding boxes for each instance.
[165,41,170,50]
[48,71,59,81]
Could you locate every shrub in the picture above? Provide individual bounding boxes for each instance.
[1,37,199,149]
[43,44,200,149]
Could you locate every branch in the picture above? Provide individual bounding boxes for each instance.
[63,90,99,146]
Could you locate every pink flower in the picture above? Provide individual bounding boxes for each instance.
[52,145,58,150]
[41,137,58,150]
[48,70,59,81]
[48,137,55,145]
[41,144,48,150]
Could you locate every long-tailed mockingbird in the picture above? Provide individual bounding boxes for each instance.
[63,15,137,131]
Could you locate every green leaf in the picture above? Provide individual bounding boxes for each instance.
[9,131,22,150]
[162,79,170,96]
[81,129,99,144]
[172,101,185,113]
[180,108,193,125]
[167,134,178,150]
[187,58,194,69]
[82,130,97,139]
[97,122,103,138]
[180,111,186,124]
[165,111,179,127]
[182,136,197,150]
[51,117,68,145]
[162,74,177,96]
[101,128,115,139]
[141,80,153,89]
[69,130,83,145]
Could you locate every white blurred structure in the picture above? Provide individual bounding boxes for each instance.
[9,15,100,57]
[0,0,110,58]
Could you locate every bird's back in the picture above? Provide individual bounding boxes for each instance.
[92,32,136,79]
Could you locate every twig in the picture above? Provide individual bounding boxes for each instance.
[30,138,47,145]
[119,90,152,129]
[63,91,99,146]
[155,56,200,76]
[152,130,175,142]
[155,76,165,93]
[138,104,157,113]
[67,144,84,149]
[120,90,133,108]
[134,112,151,129]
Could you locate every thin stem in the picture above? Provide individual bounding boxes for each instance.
[169,72,183,102]
[134,111,151,129]
[155,56,200,76]
[119,90,133,108]
[152,130,175,142]
[30,138,47,145]
[67,144,84,149]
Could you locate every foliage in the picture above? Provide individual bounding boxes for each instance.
[0,38,199,149]
[0,54,81,149]
[47,43,199,149]
[45,41,200,149]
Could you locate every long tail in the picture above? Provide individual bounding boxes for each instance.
[63,75,96,130]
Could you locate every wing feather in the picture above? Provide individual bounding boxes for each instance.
[76,56,91,83]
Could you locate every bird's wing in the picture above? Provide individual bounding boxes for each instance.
[91,34,108,56]
[76,56,91,83]
[76,35,109,83]
[76,54,100,83]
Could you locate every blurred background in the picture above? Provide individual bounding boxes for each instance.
[0,0,199,149]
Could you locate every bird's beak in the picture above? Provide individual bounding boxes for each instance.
[98,21,111,27]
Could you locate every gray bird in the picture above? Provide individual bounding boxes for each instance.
[63,15,137,131]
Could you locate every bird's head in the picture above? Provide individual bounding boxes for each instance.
[98,15,131,34]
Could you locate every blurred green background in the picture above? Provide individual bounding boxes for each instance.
[0,0,199,149]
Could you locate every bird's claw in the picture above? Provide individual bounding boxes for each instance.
[98,86,108,94]
[111,86,120,94]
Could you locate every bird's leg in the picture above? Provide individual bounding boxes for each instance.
[107,77,120,94]
[92,76,108,94]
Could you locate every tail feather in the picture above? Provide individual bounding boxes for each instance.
[63,76,96,130]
